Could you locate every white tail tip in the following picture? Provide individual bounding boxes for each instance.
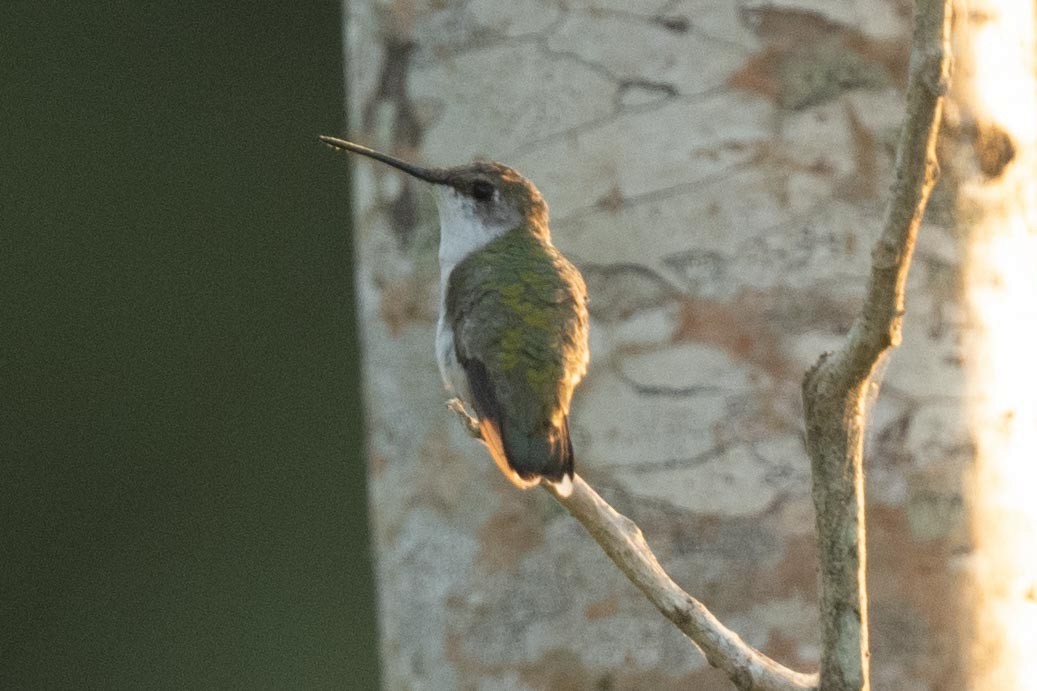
[550,475,573,498]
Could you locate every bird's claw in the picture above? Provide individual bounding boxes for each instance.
[447,398,481,438]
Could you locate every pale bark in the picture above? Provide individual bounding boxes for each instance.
[530,1,953,689]
[344,0,965,688]
[950,0,1037,686]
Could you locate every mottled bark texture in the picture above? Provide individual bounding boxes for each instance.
[343,0,969,689]
[802,1,951,689]
[542,6,953,685]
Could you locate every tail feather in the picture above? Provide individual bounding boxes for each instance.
[550,474,573,497]
[478,417,541,489]
[461,356,576,491]
[548,419,575,497]
[550,423,575,497]
[501,416,575,489]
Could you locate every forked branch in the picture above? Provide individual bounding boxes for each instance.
[535,2,952,690]
[802,0,951,688]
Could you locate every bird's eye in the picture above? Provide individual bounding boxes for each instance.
[472,180,495,202]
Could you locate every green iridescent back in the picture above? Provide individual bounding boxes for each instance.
[446,223,588,451]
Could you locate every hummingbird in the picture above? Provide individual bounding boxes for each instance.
[320,136,589,497]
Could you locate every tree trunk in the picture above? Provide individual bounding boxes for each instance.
[949,0,1037,687]
[342,1,969,688]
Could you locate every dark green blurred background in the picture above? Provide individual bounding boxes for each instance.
[0,2,379,687]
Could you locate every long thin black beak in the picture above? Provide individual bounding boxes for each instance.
[319,135,448,184]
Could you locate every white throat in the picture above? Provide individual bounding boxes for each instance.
[434,186,512,293]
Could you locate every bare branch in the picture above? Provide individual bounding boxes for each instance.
[802,1,952,689]
[443,4,949,689]
[544,477,818,691]
[834,0,953,386]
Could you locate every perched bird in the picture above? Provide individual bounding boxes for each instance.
[321,136,589,496]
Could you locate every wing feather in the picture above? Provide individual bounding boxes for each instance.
[446,228,588,488]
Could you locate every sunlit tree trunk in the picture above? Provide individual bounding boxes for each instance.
[949,0,1037,687]
[341,2,970,688]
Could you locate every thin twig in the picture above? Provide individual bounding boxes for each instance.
[801,1,952,689]
[544,477,818,691]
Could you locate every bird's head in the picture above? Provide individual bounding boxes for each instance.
[320,136,549,265]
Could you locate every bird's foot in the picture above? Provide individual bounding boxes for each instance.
[447,398,481,439]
